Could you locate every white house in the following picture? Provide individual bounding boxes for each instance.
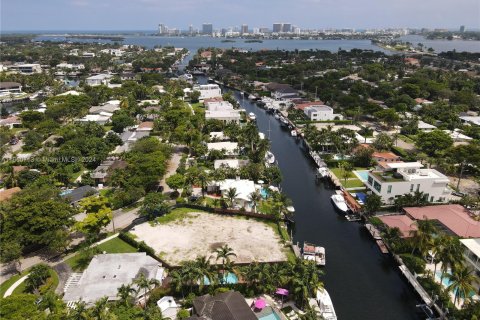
[303,105,342,121]
[460,116,480,127]
[9,63,42,74]
[86,74,113,86]
[56,63,85,70]
[218,179,256,208]
[205,101,241,124]
[76,113,113,125]
[365,162,451,204]
[0,82,22,94]
[207,142,239,155]
[459,238,480,279]
[100,48,125,56]
[417,120,437,132]
[194,84,222,100]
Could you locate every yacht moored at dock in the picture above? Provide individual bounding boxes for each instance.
[265,151,275,165]
[302,242,326,266]
[248,112,257,121]
[317,167,329,179]
[330,194,349,213]
[316,288,337,320]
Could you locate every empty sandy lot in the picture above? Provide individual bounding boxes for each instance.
[130,212,288,266]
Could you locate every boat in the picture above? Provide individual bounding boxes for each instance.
[291,130,297,137]
[330,194,349,213]
[316,288,337,320]
[303,242,326,266]
[265,151,275,165]
[279,117,289,127]
[248,112,256,121]
[248,94,257,100]
[317,167,329,178]
[274,113,280,119]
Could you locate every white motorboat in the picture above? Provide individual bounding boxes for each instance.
[248,94,257,100]
[265,151,275,165]
[316,288,337,320]
[274,113,280,119]
[330,194,349,213]
[248,112,256,121]
[291,130,297,137]
[317,167,329,178]
[303,242,326,266]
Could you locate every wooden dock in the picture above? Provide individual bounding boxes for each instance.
[376,240,389,254]
[292,243,302,258]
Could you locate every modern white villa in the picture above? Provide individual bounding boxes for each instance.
[194,84,222,100]
[365,162,451,204]
[303,105,343,121]
[460,238,480,278]
[86,74,113,86]
[204,101,241,124]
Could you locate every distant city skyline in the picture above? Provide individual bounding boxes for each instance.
[1,0,479,31]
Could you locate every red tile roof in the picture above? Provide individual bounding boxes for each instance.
[404,205,480,238]
[372,152,400,160]
[378,215,417,238]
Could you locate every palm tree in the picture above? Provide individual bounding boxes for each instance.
[134,273,160,308]
[436,236,465,282]
[447,265,477,307]
[194,255,214,292]
[410,219,436,257]
[68,300,89,320]
[197,169,212,198]
[214,244,237,284]
[248,190,262,213]
[225,187,239,208]
[382,227,402,251]
[117,284,136,307]
[90,297,113,320]
[169,269,186,298]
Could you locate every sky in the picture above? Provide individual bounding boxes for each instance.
[1,0,479,32]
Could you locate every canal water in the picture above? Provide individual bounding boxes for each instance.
[227,91,422,319]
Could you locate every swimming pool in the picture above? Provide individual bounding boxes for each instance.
[203,272,238,285]
[354,170,370,182]
[59,189,73,196]
[260,188,268,199]
[435,271,476,298]
[257,307,282,320]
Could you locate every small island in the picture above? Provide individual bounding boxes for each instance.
[221,39,236,43]
[245,39,263,43]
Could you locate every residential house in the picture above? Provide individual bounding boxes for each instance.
[207,142,239,156]
[86,74,113,86]
[460,116,480,126]
[218,178,256,208]
[459,238,480,278]
[0,116,22,129]
[205,101,241,124]
[100,48,125,56]
[214,159,249,170]
[76,113,113,125]
[63,253,165,306]
[9,63,42,74]
[194,84,222,100]
[157,296,179,319]
[365,162,451,204]
[417,120,437,132]
[61,185,98,205]
[56,63,85,70]
[120,72,136,81]
[266,83,299,100]
[92,159,128,186]
[0,82,22,94]
[303,105,343,121]
[137,121,154,132]
[0,187,21,202]
[188,291,257,320]
[372,152,401,163]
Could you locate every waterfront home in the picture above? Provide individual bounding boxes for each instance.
[0,82,22,94]
[205,101,242,124]
[63,253,165,306]
[194,84,222,101]
[459,238,480,281]
[404,205,480,238]
[214,159,249,170]
[303,105,343,121]
[218,178,256,208]
[365,162,451,204]
[266,82,299,100]
[100,48,125,56]
[86,73,113,86]
[378,215,417,238]
[372,152,401,163]
[207,142,239,156]
[188,291,257,320]
[294,101,325,110]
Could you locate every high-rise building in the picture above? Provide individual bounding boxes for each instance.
[282,23,292,33]
[273,23,283,33]
[189,24,194,35]
[158,24,167,34]
[241,24,248,35]
[252,28,260,35]
[460,25,465,33]
[259,27,270,34]
[202,23,213,35]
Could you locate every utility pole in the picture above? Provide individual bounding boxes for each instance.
[456,160,466,191]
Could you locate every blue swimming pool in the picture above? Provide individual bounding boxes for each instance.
[258,310,281,320]
[354,170,370,182]
[260,188,268,199]
[435,271,476,298]
[203,272,238,285]
[59,189,72,196]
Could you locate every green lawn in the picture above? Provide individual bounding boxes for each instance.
[12,268,59,295]
[342,178,365,188]
[330,168,356,179]
[155,207,208,224]
[0,269,30,298]
[65,236,137,271]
